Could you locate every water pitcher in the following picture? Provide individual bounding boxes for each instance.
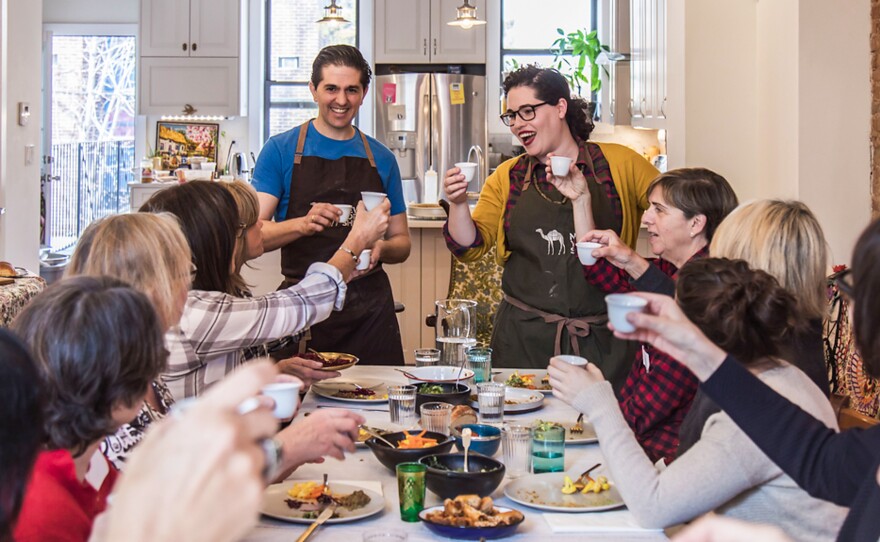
[434,299,477,366]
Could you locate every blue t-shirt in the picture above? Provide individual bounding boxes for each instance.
[252,123,406,221]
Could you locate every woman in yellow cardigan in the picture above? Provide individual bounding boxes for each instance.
[443,65,657,381]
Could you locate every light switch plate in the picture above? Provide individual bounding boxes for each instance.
[18,102,30,126]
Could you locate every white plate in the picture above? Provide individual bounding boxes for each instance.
[404,366,475,384]
[493,369,553,394]
[311,379,389,403]
[355,426,391,448]
[557,421,598,444]
[470,387,544,413]
[261,482,384,524]
[504,472,624,513]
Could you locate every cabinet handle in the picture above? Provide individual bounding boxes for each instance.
[628,99,634,117]
[660,97,667,118]
[640,98,647,117]
[182,43,188,51]
[433,38,437,56]
[192,43,197,52]
[423,38,427,55]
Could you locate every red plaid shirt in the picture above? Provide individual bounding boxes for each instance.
[586,248,706,464]
[444,142,621,254]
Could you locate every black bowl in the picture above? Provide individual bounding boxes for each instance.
[419,504,524,540]
[415,382,471,411]
[419,453,506,499]
[365,430,455,472]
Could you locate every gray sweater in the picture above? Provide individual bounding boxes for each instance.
[572,363,847,541]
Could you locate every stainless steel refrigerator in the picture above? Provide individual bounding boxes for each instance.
[374,72,487,203]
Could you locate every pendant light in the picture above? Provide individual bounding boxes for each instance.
[317,0,350,24]
[447,0,486,29]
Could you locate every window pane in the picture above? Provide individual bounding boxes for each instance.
[268,106,318,137]
[502,0,590,50]
[502,54,560,73]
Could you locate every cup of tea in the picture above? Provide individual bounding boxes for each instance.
[260,381,302,419]
[335,204,354,223]
[576,241,603,265]
[357,249,372,271]
[455,162,478,184]
[605,293,649,333]
[361,191,387,211]
[550,156,573,177]
[552,354,588,367]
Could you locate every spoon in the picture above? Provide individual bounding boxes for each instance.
[308,348,329,362]
[462,427,473,472]
[360,425,396,448]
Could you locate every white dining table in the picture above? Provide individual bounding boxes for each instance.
[242,365,672,542]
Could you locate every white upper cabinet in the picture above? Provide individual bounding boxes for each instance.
[140,0,240,57]
[375,0,486,64]
[630,0,666,129]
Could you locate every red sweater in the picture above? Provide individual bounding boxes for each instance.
[14,449,118,542]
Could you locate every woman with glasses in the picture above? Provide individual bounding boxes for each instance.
[443,65,657,378]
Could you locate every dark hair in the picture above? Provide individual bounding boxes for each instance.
[677,258,801,365]
[311,44,372,90]
[11,277,166,457]
[0,330,43,542]
[140,181,240,295]
[852,218,880,377]
[647,168,739,242]
[502,64,593,141]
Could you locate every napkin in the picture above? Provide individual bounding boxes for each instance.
[543,510,663,534]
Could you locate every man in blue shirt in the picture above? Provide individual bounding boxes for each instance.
[253,45,410,365]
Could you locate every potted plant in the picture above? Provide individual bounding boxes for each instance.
[549,28,612,118]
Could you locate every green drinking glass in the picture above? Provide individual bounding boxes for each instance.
[396,462,426,522]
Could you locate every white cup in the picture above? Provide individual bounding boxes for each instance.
[336,204,353,223]
[357,249,372,270]
[605,294,649,333]
[261,381,302,419]
[455,162,478,184]
[576,241,603,265]
[361,191,387,211]
[550,156,573,177]
[552,354,588,367]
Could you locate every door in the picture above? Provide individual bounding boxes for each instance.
[375,0,430,63]
[42,26,137,251]
[433,74,487,197]
[190,0,241,57]
[140,0,191,57]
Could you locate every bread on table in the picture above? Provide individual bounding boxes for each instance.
[0,262,15,277]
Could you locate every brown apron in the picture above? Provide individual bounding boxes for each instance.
[490,152,634,389]
[279,120,404,365]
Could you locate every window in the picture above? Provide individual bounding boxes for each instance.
[501,0,594,82]
[264,0,358,140]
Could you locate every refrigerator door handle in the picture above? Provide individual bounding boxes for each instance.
[423,38,427,56]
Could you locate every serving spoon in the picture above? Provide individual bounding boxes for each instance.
[462,427,473,472]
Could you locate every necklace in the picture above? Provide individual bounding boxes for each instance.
[532,177,568,205]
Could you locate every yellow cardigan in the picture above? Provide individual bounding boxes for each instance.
[457,142,658,265]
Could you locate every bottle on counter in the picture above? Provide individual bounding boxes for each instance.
[423,166,438,204]
[140,158,154,183]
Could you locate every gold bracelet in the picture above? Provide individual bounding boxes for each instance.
[337,246,359,263]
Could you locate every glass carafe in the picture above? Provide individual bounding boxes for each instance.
[434,299,477,366]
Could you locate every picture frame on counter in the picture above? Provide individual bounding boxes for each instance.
[156,121,219,170]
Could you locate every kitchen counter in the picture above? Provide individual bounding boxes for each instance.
[406,217,446,229]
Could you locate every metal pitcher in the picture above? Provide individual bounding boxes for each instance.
[434,299,477,366]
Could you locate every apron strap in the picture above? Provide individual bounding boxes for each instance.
[522,158,534,192]
[503,293,607,357]
[358,128,377,169]
[293,119,312,165]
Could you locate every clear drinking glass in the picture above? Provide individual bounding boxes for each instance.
[363,531,408,542]
[531,423,565,473]
[466,346,492,383]
[419,401,453,435]
[396,462,426,522]
[414,348,441,367]
[477,382,505,425]
[388,385,417,427]
[502,423,533,478]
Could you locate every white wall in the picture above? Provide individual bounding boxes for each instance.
[43,0,137,23]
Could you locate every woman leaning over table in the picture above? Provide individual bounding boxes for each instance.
[575,168,738,463]
[140,180,388,400]
[550,258,846,540]
[678,199,831,456]
[606,217,880,541]
[443,65,657,382]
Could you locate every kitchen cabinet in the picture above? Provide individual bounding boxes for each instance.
[630,0,666,129]
[375,0,486,64]
[138,0,247,116]
[128,182,174,211]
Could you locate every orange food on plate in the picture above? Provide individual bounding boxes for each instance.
[397,429,439,449]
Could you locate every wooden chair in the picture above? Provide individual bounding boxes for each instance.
[839,407,880,430]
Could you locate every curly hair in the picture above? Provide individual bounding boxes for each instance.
[11,277,166,457]
[852,218,880,378]
[647,168,739,242]
[676,258,802,365]
[311,44,372,90]
[502,65,593,141]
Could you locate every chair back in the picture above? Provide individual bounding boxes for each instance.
[839,407,880,430]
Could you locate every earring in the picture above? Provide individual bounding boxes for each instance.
[689,232,695,238]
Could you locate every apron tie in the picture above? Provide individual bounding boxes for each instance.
[503,294,607,357]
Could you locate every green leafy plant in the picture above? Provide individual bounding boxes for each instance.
[550,28,610,96]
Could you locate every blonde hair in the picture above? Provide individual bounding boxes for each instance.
[223,180,260,294]
[710,199,828,319]
[67,213,192,329]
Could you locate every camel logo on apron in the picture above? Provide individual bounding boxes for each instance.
[535,228,566,256]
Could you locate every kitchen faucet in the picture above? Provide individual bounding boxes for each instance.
[467,145,484,190]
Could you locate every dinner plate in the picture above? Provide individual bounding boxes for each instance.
[311,379,389,403]
[355,425,391,448]
[312,352,359,372]
[557,421,598,444]
[504,472,624,512]
[469,387,544,414]
[493,369,553,394]
[419,504,524,539]
[261,481,384,524]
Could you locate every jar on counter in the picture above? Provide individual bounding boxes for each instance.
[140,158,154,183]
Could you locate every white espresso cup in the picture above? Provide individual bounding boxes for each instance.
[605,294,649,333]
[576,241,603,265]
[361,191,387,211]
[261,381,302,419]
[550,156,573,177]
[357,249,372,270]
[455,162,478,184]
[335,204,353,223]
[552,354,588,367]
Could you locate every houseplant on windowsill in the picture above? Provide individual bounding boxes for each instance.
[549,28,611,120]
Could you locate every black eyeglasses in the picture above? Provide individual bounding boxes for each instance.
[837,268,853,298]
[499,102,549,126]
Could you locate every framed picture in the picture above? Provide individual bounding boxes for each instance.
[155,121,219,170]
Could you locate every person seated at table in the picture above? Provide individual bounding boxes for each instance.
[549,258,846,539]
[139,180,389,399]
[12,277,167,542]
[69,213,365,470]
[0,330,44,542]
[223,180,339,385]
[678,199,831,455]
[575,168,738,463]
[617,221,880,541]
